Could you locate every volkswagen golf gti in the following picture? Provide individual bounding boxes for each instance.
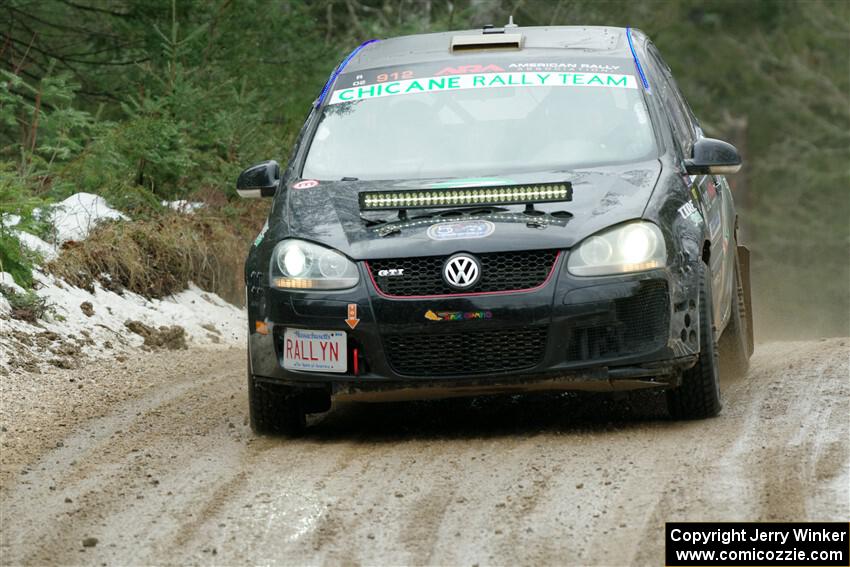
[238,23,754,434]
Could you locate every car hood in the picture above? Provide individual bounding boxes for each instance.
[283,161,662,259]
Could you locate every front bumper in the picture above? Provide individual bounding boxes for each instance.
[248,253,702,399]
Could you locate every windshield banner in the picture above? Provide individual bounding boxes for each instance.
[328,71,638,105]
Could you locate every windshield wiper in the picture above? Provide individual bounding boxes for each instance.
[361,205,574,238]
[359,215,389,228]
[359,206,503,228]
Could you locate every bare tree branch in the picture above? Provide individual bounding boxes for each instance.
[57,0,133,18]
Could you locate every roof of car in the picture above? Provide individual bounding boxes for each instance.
[345,26,638,72]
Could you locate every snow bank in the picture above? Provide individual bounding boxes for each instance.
[1,212,56,260]
[3,192,127,260]
[14,231,57,261]
[0,192,246,373]
[0,272,25,294]
[0,271,245,373]
[49,192,128,243]
[1,214,21,228]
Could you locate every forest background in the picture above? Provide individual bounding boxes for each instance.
[2,0,848,338]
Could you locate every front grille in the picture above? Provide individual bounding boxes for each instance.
[368,250,558,296]
[384,328,548,376]
[567,281,670,362]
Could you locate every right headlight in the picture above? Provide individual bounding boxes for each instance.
[270,239,359,290]
[567,221,666,276]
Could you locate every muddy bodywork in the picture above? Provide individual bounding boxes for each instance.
[244,26,741,399]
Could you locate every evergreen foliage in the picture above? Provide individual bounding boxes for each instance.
[1,0,847,337]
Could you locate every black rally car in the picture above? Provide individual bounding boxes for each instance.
[238,24,754,434]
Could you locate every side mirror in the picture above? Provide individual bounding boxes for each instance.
[236,160,280,198]
[684,138,742,175]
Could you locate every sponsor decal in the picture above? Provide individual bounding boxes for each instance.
[329,71,637,105]
[424,309,493,321]
[292,179,319,189]
[708,213,722,237]
[691,187,700,202]
[677,201,699,220]
[345,304,359,330]
[377,268,405,277]
[435,64,505,76]
[427,220,495,241]
[253,220,269,246]
[508,62,621,72]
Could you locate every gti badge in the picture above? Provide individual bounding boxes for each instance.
[443,253,481,289]
[378,268,405,277]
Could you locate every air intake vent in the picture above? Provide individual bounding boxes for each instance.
[451,33,523,52]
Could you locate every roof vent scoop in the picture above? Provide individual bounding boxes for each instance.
[451,20,523,52]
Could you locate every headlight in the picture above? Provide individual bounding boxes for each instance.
[567,221,666,276]
[270,240,359,290]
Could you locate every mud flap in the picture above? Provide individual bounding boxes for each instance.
[737,245,755,356]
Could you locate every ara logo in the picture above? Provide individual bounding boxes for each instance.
[434,64,505,76]
[377,268,405,277]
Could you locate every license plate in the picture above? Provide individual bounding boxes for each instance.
[283,329,347,373]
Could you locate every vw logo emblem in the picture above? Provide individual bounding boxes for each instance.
[443,253,481,289]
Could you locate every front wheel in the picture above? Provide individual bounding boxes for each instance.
[248,373,307,436]
[667,261,722,419]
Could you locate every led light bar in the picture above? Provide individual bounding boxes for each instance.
[359,183,572,210]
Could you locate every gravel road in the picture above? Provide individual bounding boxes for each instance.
[1,338,848,566]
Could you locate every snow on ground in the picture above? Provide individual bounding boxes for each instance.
[1,214,22,227]
[1,192,245,374]
[49,192,128,243]
[0,272,25,294]
[1,271,246,373]
[14,231,56,261]
[1,214,56,261]
[29,271,245,345]
[2,192,128,261]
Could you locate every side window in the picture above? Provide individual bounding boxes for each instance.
[665,65,702,140]
[647,45,697,156]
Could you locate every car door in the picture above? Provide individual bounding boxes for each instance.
[646,44,733,332]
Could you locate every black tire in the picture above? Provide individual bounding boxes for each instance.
[248,372,307,436]
[718,254,751,381]
[667,261,722,420]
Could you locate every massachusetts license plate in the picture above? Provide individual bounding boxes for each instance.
[283,329,347,373]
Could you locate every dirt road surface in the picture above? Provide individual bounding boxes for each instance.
[1,338,848,565]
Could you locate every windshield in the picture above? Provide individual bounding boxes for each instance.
[302,64,656,181]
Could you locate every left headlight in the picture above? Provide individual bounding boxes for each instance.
[270,240,359,290]
[567,221,666,276]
